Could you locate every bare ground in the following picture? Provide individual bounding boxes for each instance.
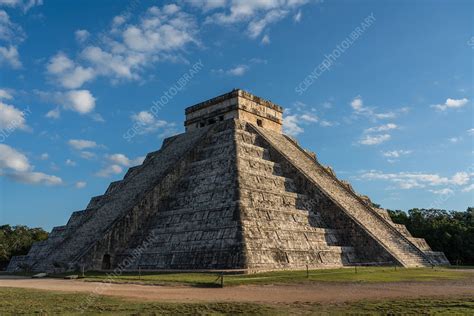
[1,275,473,304]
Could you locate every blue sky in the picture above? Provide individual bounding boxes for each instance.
[0,0,472,230]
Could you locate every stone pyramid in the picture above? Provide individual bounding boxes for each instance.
[8,89,449,273]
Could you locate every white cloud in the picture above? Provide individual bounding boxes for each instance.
[431,98,469,111]
[205,0,312,40]
[75,181,86,189]
[0,100,29,131]
[75,29,90,43]
[0,9,26,68]
[0,143,29,172]
[68,139,98,150]
[0,45,21,68]
[186,0,227,11]
[294,10,302,22]
[364,123,398,133]
[226,65,248,76]
[462,183,474,193]
[47,5,199,89]
[451,172,469,185]
[358,170,471,190]
[46,52,95,89]
[0,88,12,99]
[350,96,364,111]
[382,150,412,158]
[283,102,335,135]
[448,137,461,143]
[8,171,62,185]
[283,114,304,136]
[130,111,176,135]
[106,153,144,167]
[350,96,408,121]
[95,164,123,177]
[261,34,270,45]
[430,188,454,196]
[0,143,62,186]
[65,159,76,166]
[80,151,96,160]
[467,128,474,135]
[0,0,43,13]
[0,9,24,42]
[62,90,96,114]
[39,153,48,160]
[359,134,391,145]
[95,153,144,178]
[45,107,60,119]
[39,89,97,117]
[300,113,318,123]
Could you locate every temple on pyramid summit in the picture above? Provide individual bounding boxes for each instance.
[8,89,449,273]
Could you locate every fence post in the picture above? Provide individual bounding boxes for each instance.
[220,273,224,288]
[81,265,85,278]
[354,265,358,274]
[306,265,309,279]
[139,266,141,280]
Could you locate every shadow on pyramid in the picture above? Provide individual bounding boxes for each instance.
[8,89,449,273]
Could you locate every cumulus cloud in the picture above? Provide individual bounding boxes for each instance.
[205,0,313,40]
[0,0,43,13]
[294,10,302,22]
[0,44,21,68]
[215,65,249,76]
[350,96,408,121]
[68,139,98,150]
[462,183,474,193]
[130,111,176,135]
[0,100,29,131]
[95,164,123,177]
[47,4,199,89]
[261,34,270,45]
[0,9,27,68]
[382,150,412,158]
[431,98,469,111]
[106,153,145,167]
[358,134,391,145]
[46,52,95,89]
[364,123,398,133]
[0,88,12,99]
[358,170,470,190]
[283,114,304,136]
[430,188,454,196]
[65,159,76,166]
[467,128,474,135]
[75,29,90,43]
[40,89,97,116]
[75,181,86,189]
[0,143,62,185]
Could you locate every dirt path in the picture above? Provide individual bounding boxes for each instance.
[1,277,473,304]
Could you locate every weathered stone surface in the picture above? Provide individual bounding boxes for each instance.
[7,89,449,273]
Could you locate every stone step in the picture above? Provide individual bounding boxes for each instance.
[239,170,297,193]
[238,155,283,176]
[237,142,270,160]
[240,187,310,210]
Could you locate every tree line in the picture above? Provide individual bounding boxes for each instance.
[388,207,473,265]
[0,225,48,270]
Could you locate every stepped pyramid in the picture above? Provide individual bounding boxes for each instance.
[8,89,449,273]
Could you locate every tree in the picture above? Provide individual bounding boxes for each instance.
[0,225,49,270]
[388,208,474,265]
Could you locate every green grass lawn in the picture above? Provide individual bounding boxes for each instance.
[0,287,473,315]
[68,267,471,287]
